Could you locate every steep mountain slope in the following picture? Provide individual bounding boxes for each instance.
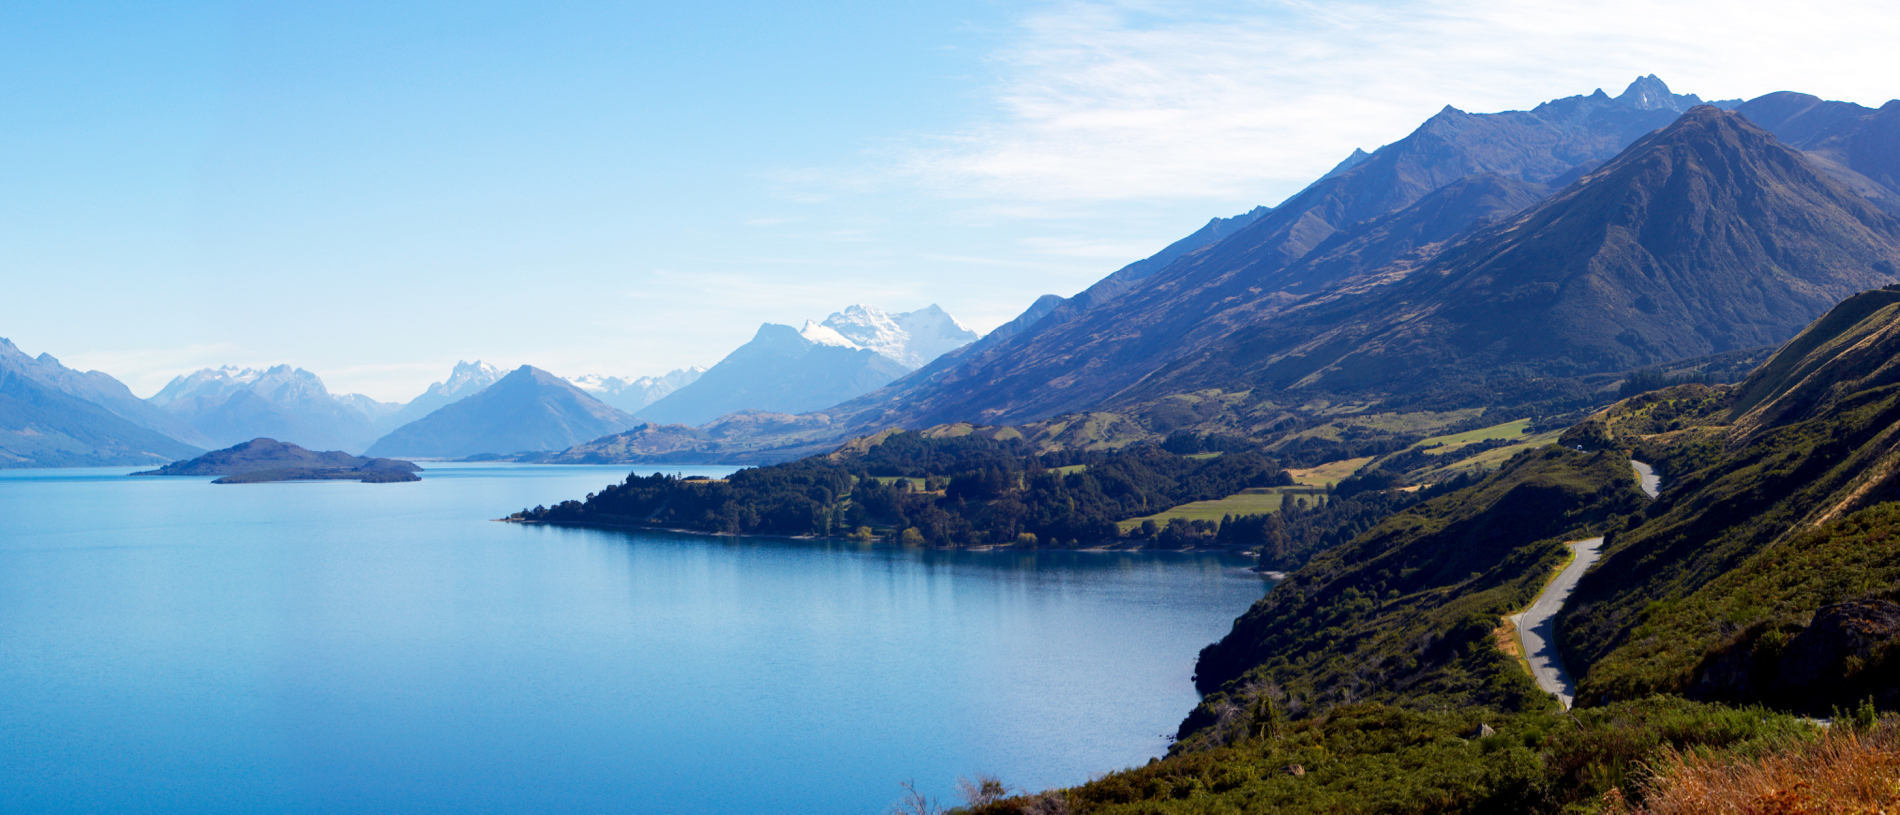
[820,77,1712,431]
[0,367,203,467]
[1737,92,1900,210]
[1131,106,1900,405]
[378,360,504,432]
[150,365,384,453]
[829,170,1559,432]
[1556,286,1900,712]
[636,323,912,426]
[0,338,210,447]
[365,366,636,458]
[1181,447,1641,743]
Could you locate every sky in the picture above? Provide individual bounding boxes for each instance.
[5,0,1900,402]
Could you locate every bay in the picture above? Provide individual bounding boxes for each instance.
[0,462,1268,814]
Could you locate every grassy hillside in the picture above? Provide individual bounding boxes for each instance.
[1182,447,1644,746]
[1557,287,1900,711]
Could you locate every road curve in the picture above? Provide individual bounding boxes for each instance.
[1509,536,1604,709]
[1509,461,1660,708]
[1631,460,1661,499]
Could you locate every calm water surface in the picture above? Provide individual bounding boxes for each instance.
[0,463,1268,814]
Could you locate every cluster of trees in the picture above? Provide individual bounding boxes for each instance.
[512,431,1315,548]
[1617,368,1715,399]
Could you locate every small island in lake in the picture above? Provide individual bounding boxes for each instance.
[132,438,422,484]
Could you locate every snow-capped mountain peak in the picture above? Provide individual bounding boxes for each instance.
[797,320,861,349]
[818,304,978,369]
[560,367,705,412]
[432,360,502,399]
[150,364,330,405]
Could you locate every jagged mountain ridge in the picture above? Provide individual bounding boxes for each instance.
[378,360,505,432]
[1127,106,1900,404]
[565,367,703,413]
[819,304,977,368]
[150,365,385,453]
[806,76,1723,432]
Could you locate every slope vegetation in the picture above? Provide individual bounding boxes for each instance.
[1134,107,1900,405]
[1181,448,1642,747]
[1557,286,1900,712]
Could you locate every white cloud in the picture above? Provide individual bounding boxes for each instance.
[56,343,246,399]
[900,0,1900,207]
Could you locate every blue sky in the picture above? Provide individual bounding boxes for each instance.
[6,0,1899,401]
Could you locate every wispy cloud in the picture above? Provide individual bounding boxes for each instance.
[57,343,247,399]
[893,0,1900,207]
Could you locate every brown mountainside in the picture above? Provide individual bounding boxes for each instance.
[1127,107,1900,405]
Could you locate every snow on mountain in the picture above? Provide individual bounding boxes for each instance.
[432,360,504,401]
[146,364,382,452]
[335,393,401,422]
[888,305,979,368]
[797,320,860,349]
[564,367,705,413]
[816,304,979,369]
[377,360,505,433]
[151,365,337,407]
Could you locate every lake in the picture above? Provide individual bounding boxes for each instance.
[0,462,1269,814]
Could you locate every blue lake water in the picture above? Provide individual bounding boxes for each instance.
[0,462,1269,814]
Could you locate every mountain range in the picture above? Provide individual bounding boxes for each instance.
[13,76,1900,476]
[149,365,389,454]
[583,77,1900,464]
[633,304,977,427]
[566,367,703,413]
[365,366,638,459]
[0,354,203,468]
[376,360,506,433]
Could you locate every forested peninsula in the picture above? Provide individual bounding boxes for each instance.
[507,429,1439,561]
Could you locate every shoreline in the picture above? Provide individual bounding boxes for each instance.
[497,516,1268,557]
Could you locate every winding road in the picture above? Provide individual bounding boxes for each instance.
[1509,460,1661,708]
[1508,536,1603,709]
[1631,460,1661,499]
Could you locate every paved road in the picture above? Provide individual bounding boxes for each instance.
[1509,536,1604,709]
[1631,460,1661,498]
[1509,462,1660,708]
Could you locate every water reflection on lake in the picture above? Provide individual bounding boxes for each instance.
[0,462,1268,814]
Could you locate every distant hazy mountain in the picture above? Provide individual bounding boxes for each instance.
[365,365,638,459]
[378,360,504,432]
[149,365,383,453]
[819,305,978,368]
[0,365,203,468]
[635,323,912,427]
[1735,92,1900,211]
[0,337,211,447]
[565,367,704,413]
[336,393,402,428]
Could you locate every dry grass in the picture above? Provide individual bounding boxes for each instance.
[1625,719,1900,814]
[1115,488,1305,531]
[1287,456,1373,486]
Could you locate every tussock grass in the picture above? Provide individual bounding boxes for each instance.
[1626,718,1900,814]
